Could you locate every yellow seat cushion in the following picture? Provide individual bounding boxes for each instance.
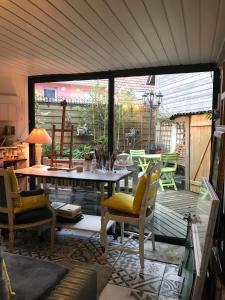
[13,194,48,214]
[102,172,159,215]
[6,166,20,192]
[101,192,135,214]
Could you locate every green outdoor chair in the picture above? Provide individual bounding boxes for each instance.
[159,153,178,191]
[129,149,147,172]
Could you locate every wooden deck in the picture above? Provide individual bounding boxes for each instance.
[154,190,198,241]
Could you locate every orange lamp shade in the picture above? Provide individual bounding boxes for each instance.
[25,128,52,145]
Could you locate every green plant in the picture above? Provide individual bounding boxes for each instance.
[35,96,50,128]
[205,111,212,120]
[78,82,108,140]
[93,135,108,146]
[42,144,53,157]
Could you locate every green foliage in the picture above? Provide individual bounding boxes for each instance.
[42,143,85,159]
[205,111,212,120]
[78,82,108,139]
[35,97,50,128]
[94,135,108,146]
[42,144,58,157]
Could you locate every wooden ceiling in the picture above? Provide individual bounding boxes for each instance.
[0,0,225,76]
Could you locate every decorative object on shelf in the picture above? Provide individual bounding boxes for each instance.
[0,144,26,168]
[25,128,52,168]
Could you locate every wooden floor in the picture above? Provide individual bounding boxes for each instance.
[154,190,198,240]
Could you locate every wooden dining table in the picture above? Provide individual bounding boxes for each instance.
[15,166,132,234]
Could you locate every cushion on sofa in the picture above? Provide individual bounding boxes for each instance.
[3,252,69,300]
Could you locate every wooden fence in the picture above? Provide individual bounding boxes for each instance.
[36,102,157,152]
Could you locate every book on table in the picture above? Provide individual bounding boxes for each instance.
[51,202,82,219]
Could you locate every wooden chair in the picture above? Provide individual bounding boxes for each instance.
[100,162,162,269]
[159,153,178,191]
[0,168,55,253]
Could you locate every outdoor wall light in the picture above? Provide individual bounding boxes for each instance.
[142,90,163,108]
[142,90,163,152]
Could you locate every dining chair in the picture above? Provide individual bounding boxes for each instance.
[100,161,162,269]
[0,167,55,253]
[159,153,178,191]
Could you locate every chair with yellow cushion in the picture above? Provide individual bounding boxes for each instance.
[0,167,55,253]
[100,161,162,269]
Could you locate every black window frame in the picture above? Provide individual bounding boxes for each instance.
[28,63,219,167]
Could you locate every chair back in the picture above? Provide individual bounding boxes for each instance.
[0,168,14,213]
[0,169,7,208]
[130,149,145,159]
[130,150,146,170]
[140,162,162,215]
[161,153,178,170]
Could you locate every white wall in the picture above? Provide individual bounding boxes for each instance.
[0,72,28,142]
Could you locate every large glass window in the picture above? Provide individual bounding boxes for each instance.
[35,79,108,160]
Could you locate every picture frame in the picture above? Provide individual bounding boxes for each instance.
[209,126,225,281]
[210,126,225,202]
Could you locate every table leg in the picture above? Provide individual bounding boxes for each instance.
[100,182,105,201]
[125,177,129,193]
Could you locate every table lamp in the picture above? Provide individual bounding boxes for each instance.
[25,128,52,168]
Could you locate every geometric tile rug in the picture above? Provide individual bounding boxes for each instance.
[3,229,184,300]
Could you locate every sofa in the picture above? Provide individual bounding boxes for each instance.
[1,252,97,300]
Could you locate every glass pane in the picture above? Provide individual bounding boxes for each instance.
[35,79,108,162]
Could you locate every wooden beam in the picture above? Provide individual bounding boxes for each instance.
[185,116,190,190]
[28,63,217,83]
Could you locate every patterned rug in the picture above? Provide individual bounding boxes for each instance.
[3,229,184,299]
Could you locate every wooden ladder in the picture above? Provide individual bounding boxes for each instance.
[50,100,74,170]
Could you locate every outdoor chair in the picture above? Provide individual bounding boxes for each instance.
[159,153,178,191]
[129,149,147,172]
[100,162,162,269]
[0,167,55,253]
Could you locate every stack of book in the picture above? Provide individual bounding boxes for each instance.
[51,202,83,223]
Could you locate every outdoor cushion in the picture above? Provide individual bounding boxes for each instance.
[0,208,52,225]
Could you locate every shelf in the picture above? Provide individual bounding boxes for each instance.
[56,214,114,233]
[0,146,18,149]
[3,158,27,162]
